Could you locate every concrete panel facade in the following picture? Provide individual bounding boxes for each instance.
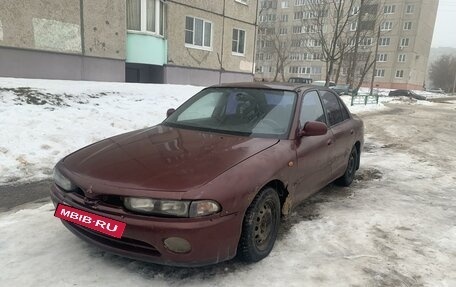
[164,65,253,86]
[171,0,224,15]
[221,70,254,83]
[0,0,125,81]
[166,2,224,70]
[165,0,257,85]
[221,18,255,73]
[0,46,124,82]
[164,65,220,86]
[0,0,81,53]
[82,0,126,59]
[225,0,258,24]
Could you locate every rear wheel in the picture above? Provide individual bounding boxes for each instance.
[336,146,358,186]
[238,187,281,262]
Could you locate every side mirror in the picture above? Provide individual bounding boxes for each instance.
[299,121,328,137]
[166,108,176,117]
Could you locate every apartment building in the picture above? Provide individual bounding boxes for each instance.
[255,0,439,90]
[0,0,258,85]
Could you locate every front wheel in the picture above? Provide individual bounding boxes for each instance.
[336,146,358,186]
[238,187,281,262]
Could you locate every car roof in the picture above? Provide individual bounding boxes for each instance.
[208,82,322,92]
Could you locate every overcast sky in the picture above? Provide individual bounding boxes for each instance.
[431,0,456,48]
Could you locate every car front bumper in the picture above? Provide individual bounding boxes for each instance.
[50,184,243,267]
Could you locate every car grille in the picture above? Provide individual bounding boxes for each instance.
[71,185,124,208]
[67,222,161,257]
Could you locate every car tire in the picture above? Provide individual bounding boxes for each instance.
[238,187,281,262]
[336,146,358,186]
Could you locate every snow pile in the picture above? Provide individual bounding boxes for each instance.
[0,78,203,185]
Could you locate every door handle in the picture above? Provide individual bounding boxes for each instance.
[327,139,332,146]
[350,129,354,135]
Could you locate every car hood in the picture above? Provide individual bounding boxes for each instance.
[62,125,279,191]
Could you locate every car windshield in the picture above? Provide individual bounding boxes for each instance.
[163,88,297,139]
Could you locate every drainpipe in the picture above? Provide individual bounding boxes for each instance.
[219,0,226,84]
[252,0,259,80]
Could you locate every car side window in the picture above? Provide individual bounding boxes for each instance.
[299,91,326,126]
[339,100,350,121]
[320,91,344,126]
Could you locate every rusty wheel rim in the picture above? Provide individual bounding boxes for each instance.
[253,200,275,251]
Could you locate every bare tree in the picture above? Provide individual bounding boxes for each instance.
[429,55,456,93]
[346,1,385,92]
[301,0,357,87]
[298,0,385,89]
[257,2,299,81]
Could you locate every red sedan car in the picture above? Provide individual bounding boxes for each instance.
[51,82,363,266]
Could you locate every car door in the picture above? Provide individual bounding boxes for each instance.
[293,90,333,202]
[319,90,354,180]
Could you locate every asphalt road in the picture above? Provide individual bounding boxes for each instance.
[0,180,52,212]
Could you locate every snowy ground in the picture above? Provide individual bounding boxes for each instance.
[0,78,203,185]
[1,78,455,286]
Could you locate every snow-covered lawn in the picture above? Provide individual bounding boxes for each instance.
[1,78,455,286]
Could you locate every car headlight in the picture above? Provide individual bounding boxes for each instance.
[124,197,221,218]
[189,200,221,217]
[53,168,76,191]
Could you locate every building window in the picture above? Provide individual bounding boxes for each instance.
[126,0,164,35]
[281,1,289,8]
[381,21,393,31]
[374,69,385,77]
[350,21,357,31]
[280,14,289,22]
[398,54,406,62]
[185,16,212,49]
[403,22,412,30]
[261,1,276,9]
[406,4,414,14]
[303,25,316,33]
[311,66,322,74]
[259,14,276,22]
[279,27,288,35]
[379,37,390,46]
[232,28,246,55]
[289,66,311,74]
[256,66,264,73]
[360,38,373,46]
[384,5,396,14]
[351,6,360,15]
[400,37,410,47]
[235,0,248,5]
[292,26,302,34]
[294,11,302,20]
[377,53,388,62]
[395,70,404,78]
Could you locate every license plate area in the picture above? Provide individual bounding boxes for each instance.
[54,203,126,238]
